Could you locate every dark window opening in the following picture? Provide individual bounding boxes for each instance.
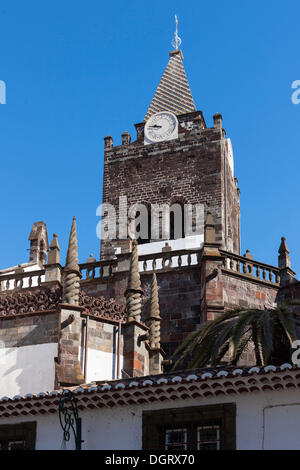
[143,404,236,450]
[136,210,152,245]
[0,422,36,450]
[39,240,45,263]
[164,422,221,450]
[170,204,185,240]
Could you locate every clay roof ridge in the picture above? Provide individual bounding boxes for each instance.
[0,362,297,407]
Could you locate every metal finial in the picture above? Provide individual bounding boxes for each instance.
[171,14,182,50]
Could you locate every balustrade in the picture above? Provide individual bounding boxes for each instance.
[221,251,280,285]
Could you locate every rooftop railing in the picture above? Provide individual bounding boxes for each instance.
[0,248,281,291]
[0,269,45,292]
[138,248,201,273]
[79,259,117,281]
[221,250,280,286]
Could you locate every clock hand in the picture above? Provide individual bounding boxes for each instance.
[148,125,162,129]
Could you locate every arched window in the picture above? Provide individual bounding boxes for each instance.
[169,202,185,240]
[129,203,151,244]
[136,209,152,245]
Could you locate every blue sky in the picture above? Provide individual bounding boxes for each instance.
[0,0,300,274]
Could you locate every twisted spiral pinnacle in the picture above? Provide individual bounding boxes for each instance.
[62,217,81,306]
[126,291,142,322]
[148,273,161,349]
[126,240,142,322]
[127,240,141,291]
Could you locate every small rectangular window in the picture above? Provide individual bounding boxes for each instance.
[0,422,36,450]
[143,404,236,450]
[8,440,26,450]
[197,425,221,450]
[165,428,187,450]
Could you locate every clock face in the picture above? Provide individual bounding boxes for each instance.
[144,111,178,143]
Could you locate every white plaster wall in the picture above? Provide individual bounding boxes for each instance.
[79,322,124,382]
[226,138,234,176]
[115,237,204,262]
[0,343,57,398]
[84,348,124,382]
[135,237,203,272]
[263,404,300,450]
[137,236,204,256]
[2,388,300,449]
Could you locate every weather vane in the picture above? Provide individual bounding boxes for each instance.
[171,14,182,50]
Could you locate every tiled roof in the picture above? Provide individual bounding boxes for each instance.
[145,50,196,121]
[0,364,299,418]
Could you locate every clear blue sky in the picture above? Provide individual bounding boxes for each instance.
[1,0,300,274]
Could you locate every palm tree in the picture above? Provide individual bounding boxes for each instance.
[170,302,300,371]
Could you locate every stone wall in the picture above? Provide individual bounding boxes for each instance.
[101,112,240,258]
[81,267,201,359]
[223,274,279,310]
[80,256,280,362]
[0,313,59,347]
[0,312,59,397]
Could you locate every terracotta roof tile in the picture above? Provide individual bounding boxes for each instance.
[1,363,300,418]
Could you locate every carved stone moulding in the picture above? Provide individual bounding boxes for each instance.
[79,292,127,322]
[0,286,127,323]
[0,287,61,317]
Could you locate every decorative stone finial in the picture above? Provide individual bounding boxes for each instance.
[204,212,216,244]
[86,253,96,263]
[213,113,223,129]
[122,132,131,146]
[62,217,81,305]
[162,242,171,253]
[278,237,291,269]
[48,233,60,265]
[104,135,113,150]
[147,273,161,349]
[28,221,49,265]
[125,240,143,322]
[244,250,254,260]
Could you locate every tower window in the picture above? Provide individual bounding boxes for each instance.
[137,210,152,244]
[170,203,185,240]
[130,205,151,244]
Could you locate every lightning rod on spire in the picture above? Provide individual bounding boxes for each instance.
[171,14,182,50]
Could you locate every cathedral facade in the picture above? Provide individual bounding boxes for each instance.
[0,38,299,450]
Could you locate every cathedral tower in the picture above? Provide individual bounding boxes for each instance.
[101,25,240,259]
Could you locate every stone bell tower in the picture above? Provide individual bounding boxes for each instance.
[100,24,240,259]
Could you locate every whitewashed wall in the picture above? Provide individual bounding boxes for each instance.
[84,348,124,382]
[1,388,300,449]
[0,343,57,399]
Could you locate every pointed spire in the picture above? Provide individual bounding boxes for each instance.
[125,240,143,322]
[147,273,162,349]
[62,217,81,305]
[278,237,291,269]
[144,48,196,120]
[48,233,60,265]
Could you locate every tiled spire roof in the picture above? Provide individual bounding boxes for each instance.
[145,49,196,121]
